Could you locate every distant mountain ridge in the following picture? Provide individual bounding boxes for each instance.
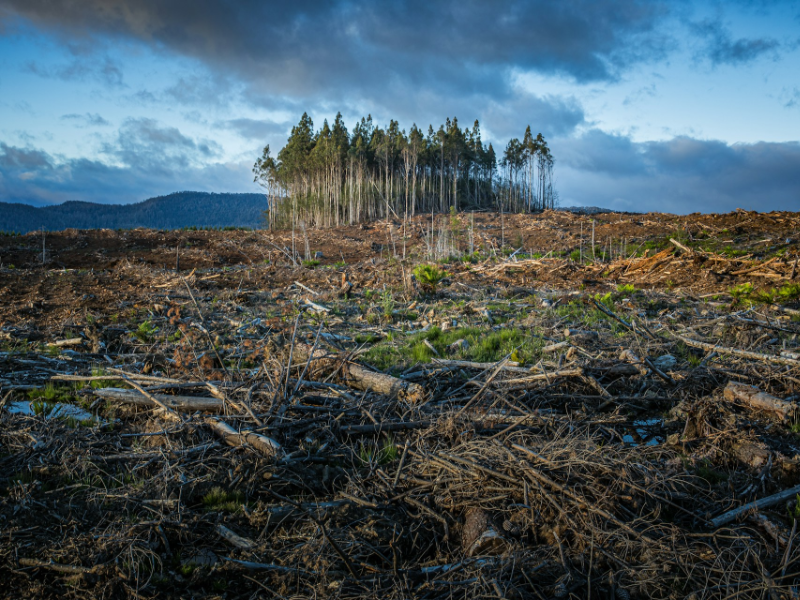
[0,192,267,232]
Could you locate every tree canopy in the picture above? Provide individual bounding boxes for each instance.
[253,113,556,228]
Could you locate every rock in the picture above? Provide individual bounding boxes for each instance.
[314,251,324,259]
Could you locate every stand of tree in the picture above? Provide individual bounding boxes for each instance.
[253,113,556,229]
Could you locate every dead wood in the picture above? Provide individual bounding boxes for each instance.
[93,387,224,412]
[294,343,425,403]
[675,333,800,368]
[207,417,282,458]
[711,483,800,528]
[723,381,797,421]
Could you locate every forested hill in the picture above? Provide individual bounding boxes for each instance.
[0,192,267,232]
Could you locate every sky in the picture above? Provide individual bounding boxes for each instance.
[0,0,798,213]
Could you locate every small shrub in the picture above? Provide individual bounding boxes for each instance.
[413,264,447,294]
[616,284,635,294]
[381,290,395,319]
[134,320,158,343]
[302,259,320,268]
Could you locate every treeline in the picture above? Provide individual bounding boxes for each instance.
[253,113,556,228]
[0,192,268,232]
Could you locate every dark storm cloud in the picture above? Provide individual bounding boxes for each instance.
[60,112,110,127]
[557,130,800,213]
[691,19,781,65]
[0,0,673,102]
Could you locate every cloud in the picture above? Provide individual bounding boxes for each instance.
[60,112,110,127]
[784,87,800,108]
[165,73,234,108]
[25,54,124,85]
[217,118,292,141]
[556,130,800,213]
[691,19,781,65]
[102,118,222,173]
[0,142,53,170]
[0,0,674,108]
[0,141,256,205]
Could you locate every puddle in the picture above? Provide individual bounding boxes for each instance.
[7,400,99,423]
[623,418,665,447]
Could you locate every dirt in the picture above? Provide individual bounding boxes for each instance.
[1,209,800,599]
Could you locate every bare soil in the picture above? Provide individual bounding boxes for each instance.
[1,209,800,599]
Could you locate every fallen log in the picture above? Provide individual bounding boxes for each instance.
[19,557,100,575]
[431,358,525,372]
[503,367,584,385]
[294,343,425,404]
[723,381,796,421]
[675,334,800,368]
[93,387,224,413]
[207,417,282,458]
[217,524,256,550]
[542,340,570,353]
[711,483,800,528]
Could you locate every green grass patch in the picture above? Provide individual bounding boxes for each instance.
[89,366,124,389]
[28,383,73,404]
[729,281,800,305]
[201,487,246,513]
[363,325,544,370]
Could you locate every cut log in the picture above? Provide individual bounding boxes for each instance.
[207,417,282,458]
[93,387,223,413]
[669,238,694,255]
[542,341,570,353]
[294,344,425,404]
[432,358,524,371]
[46,338,83,348]
[504,367,584,385]
[675,334,800,368]
[723,382,796,421]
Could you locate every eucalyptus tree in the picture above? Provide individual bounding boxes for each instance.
[253,112,557,229]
